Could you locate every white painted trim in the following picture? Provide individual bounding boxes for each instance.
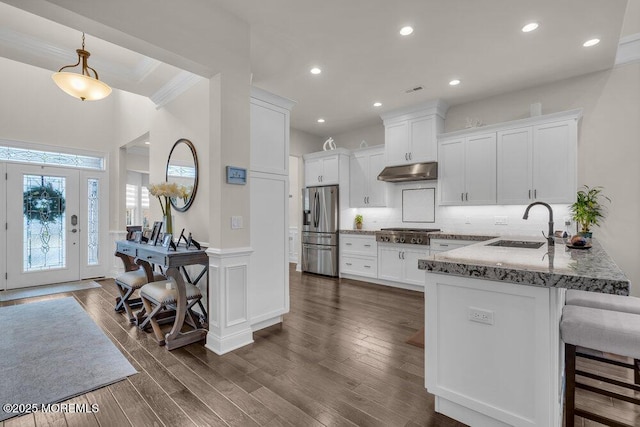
[206,246,254,257]
[251,87,296,110]
[150,71,204,109]
[380,99,449,123]
[616,33,640,66]
[205,329,254,355]
[340,273,424,293]
[302,147,351,160]
[0,138,108,170]
[225,264,248,327]
[438,108,583,140]
[436,397,512,427]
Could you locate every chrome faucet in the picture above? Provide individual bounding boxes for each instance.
[523,201,554,246]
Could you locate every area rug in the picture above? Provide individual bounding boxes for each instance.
[0,280,101,302]
[406,326,425,348]
[0,297,137,421]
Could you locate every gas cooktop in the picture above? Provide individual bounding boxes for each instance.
[375,228,440,245]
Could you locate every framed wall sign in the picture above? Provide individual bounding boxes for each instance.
[226,166,247,185]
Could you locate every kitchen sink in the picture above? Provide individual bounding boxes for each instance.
[486,240,545,249]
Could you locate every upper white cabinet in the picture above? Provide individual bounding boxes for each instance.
[440,109,582,206]
[250,92,292,176]
[439,133,497,205]
[381,100,448,166]
[497,118,578,204]
[350,145,387,207]
[303,148,350,187]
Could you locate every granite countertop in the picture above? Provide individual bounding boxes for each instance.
[419,236,630,295]
[340,229,377,235]
[427,232,496,242]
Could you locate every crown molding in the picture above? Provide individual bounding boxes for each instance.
[616,33,640,66]
[150,70,203,108]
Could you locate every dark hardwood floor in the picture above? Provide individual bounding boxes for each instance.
[1,265,638,426]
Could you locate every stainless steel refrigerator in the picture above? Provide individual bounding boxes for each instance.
[301,185,339,277]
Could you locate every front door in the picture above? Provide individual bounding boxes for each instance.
[6,164,80,289]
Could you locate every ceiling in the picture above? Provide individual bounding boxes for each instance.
[0,1,629,137]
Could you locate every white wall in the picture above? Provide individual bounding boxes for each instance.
[444,62,640,295]
[290,128,323,156]
[149,78,211,243]
[330,122,385,151]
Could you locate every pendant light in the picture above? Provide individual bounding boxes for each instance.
[52,32,112,101]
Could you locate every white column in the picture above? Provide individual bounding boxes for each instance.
[205,247,254,355]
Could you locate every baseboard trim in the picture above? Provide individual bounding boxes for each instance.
[205,328,254,355]
[251,315,283,332]
[340,273,424,292]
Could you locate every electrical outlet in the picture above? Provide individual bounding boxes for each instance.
[494,216,508,225]
[465,216,471,224]
[563,216,572,226]
[231,216,243,229]
[468,307,494,325]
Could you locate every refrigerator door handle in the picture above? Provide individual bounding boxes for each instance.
[314,191,321,228]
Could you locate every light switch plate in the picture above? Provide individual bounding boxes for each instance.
[231,216,243,229]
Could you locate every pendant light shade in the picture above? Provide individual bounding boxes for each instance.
[52,33,111,101]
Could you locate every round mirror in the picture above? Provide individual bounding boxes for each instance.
[166,138,198,212]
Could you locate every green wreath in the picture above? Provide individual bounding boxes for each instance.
[23,183,66,223]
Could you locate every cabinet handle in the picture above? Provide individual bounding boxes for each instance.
[398,251,401,259]
[529,189,531,199]
[409,152,412,160]
[405,153,408,161]
[364,265,371,268]
[364,244,371,247]
[465,192,469,201]
[346,263,352,266]
[534,189,537,198]
[318,175,321,182]
[440,244,449,247]
[402,251,405,259]
[346,243,352,246]
[461,192,464,202]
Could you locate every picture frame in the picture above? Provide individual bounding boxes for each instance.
[161,233,173,248]
[148,221,163,246]
[126,225,142,241]
[133,231,143,243]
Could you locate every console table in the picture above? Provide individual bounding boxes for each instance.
[115,240,208,350]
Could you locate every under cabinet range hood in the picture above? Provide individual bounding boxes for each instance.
[377,162,438,182]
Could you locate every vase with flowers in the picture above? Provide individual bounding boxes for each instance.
[148,182,182,235]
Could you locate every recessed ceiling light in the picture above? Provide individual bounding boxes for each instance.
[373,102,382,107]
[449,79,461,86]
[310,67,322,75]
[521,22,539,33]
[144,141,150,145]
[583,38,600,47]
[399,26,414,36]
[317,118,325,123]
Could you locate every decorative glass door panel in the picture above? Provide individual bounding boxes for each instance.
[6,164,80,289]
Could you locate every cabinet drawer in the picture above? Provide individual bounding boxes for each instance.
[117,242,136,256]
[430,239,478,252]
[341,255,377,278]
[341,235,377,256]
[136,249,168,266]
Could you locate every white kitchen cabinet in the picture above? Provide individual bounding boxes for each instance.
[378,244,429,286]
[303,148,349,187]
[350,146,387,207]
[497,119,577,204]
[381,100,448,167]
[439,133,496,205]
[430,238,479,254]
[532,120,577,203]
[340,234,377,279]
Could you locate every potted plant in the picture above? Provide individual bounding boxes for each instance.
[570,185,610,237]
[354,214,363,230]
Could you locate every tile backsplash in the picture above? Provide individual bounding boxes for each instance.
[342,182,574,237]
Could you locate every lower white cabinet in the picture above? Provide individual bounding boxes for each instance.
[340,234,377,279]
[429,238,478,254]
[378,244,429,286]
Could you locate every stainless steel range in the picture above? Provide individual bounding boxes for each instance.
[375,228,440,245]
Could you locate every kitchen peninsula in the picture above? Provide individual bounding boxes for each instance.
[418,237,629,427]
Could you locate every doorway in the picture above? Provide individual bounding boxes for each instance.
[4,163,108,289]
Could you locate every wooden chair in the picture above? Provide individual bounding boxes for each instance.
[561,304,640,427]
[138,279,206,346]
[114,253,165,323]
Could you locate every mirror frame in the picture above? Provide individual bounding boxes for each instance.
[165,138,199,212]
